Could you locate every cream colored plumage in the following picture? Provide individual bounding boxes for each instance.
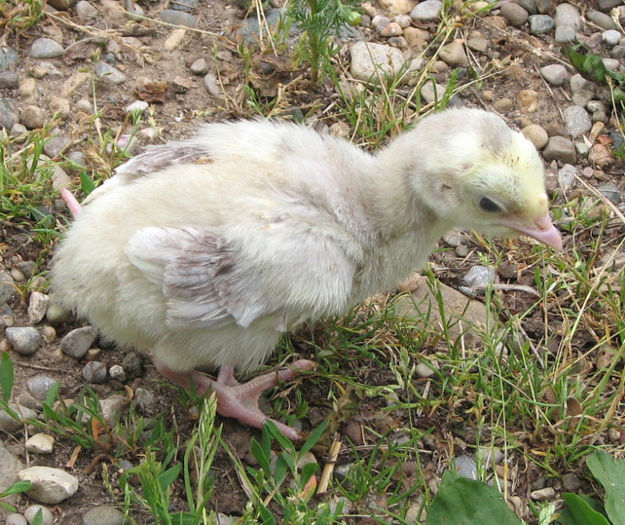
[52,108,561,439]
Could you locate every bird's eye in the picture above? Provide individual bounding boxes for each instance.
[479,197,502,213]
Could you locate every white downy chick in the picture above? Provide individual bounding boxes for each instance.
[52,108,562,439]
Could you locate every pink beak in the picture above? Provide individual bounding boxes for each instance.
[501,213,563,251]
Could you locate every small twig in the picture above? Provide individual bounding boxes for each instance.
[317,438,342,495]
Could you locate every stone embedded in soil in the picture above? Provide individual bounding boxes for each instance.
[159,9,197,27]
[0,270,19,306]
[0,71,19,89]
[5,513,28,525]
[203,73,222,96]
[94,61,127,84]
[453,454,477,479]
[410,0,442,22]
[27,375,60,401]
[554,25,576,44]
[500,2,529,27]
[25,433,55,454]
[24,505,54,525]
[349,41,404,82]
[439,40,468,67]
[82,361,107,383]
[587,10,616,30]
[44,135,71,158]
[557,164,577,191]
[99,394,126,426]
[20,105,47,129]
[121,351,143,377]
[0,403,37,432]
[18,466,79,504]
[0,442,24,518]
[602,30,622,46]
[0,47,19,71]
[29,38,65,59]
[60,326,98,359]
[598,183,621,205]
[521,124,548,149]
[543,136,576,163]
[563,106,592,138]
[27,292,49,325]
[539,64,567,86]
[529,14,554,35]
[0,99,19,130]
[82,505,125,525]
[463,265,496,288]
[190,58,209,75]
[554,3,581,29]
[75,0,98,22]
[5,327,42,355]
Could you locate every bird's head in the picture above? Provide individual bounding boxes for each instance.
[405,109,562,250]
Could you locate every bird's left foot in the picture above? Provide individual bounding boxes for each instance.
[153,359,317,441]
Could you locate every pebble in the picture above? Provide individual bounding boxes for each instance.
[62,72,91,97]
[587,10,616,30]
[27,292,49,324]
[94,61,127,84]
[522,124,548,149]
[203,73,222,96]
[190,58,209,75]
[553,3,581,29]
[82,505,125,525]
[464,265,496,288]
[159,9,197,27]
[394,15,411,28]
[125,100,148,114]
[44,135,71,158]
[518,89,538,112]
[60,326,98,359]
[164,28,187,51]
[467,35,488,53]
[25,433,55,454]
[598,183,621,205]
[19,77,37,98]
[529,14,554,35]
[0,46,19,71]
[0,270,19,306]
[378,0,412,15]
[5,327,42,355]
[108,364,127,382]
[561,473,581,492]
[602,57,620,71]
[602,30,622,46]
[543,136,576,163]
[420,82,447,105]
[454,455,477,480]
[410,0,442,22]
[492,98,513,112]
[28,376,60,400]
[19,466,79,504]
[75,0,98,21]
[0,71,19,88]
[439,40,468,67]
[99,394,125,426]
[0,98,19,129]
[20,105,47,129]
[5,514,28,525]
[415,362,437,378]
[554,25,577,44]
[589,143,613,167]
[558,164,577,191]
[563,106,592,138]
[500,3,529,27]
[24,505,54,525]
[530,487,555,501]
[380,22,402,37]
[17,391,40,410]
[598,0,622,9]
[372,15,390,32]
[0,403,37,432]
[29,38,64,58]
[539,64,567,86]
[82,361,107,383]
[121,352,143,377]
[47,0,76,8]
[349,42,404,82]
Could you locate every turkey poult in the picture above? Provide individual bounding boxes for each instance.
[52,108,562,440]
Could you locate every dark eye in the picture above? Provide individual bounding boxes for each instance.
[479,197,502,213]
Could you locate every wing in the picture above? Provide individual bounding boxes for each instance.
[124,226,355,331]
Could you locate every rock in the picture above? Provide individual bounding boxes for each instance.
[170,0,198,11]
[0,99,19,129]
[420,82,448,105]
[561,473,581,492]
[51,165,71,191]
[554,25,576,44]
[492,98,514,112]
[94,61,127,84]
[47,0,76,8]
[415,362,437,378]
[125,100,148,114]
[563,106,592,138]
[203,73,222,96]
[602,30,622,46]
[467,35,488,53]
[602,57,619,71]
[589,143,613,167]
[10,123,27,140]
[517,0,537,14]
[24,505,54,525]
[521,124,548,149]
[380,22,403,37]
[82,361,107,383]
[108,364,127,382]
[18,466,79,504]
[543,136,576,163]
[557,164,576,191]
[598,183,621,205]
[530,487,555,501]
[553,3,580,29]
[99,395,125,426]
[453,455,477,480]
[500,3,528,27]
[83,505,125,525]
[597,0,622,9]
[135,387,155,411]
[27,292,49,324]
[0,71,19,89]
[404,27,429,50]
[372,15,390,32]
[121,352,143,377]
[378,0,413,15]
[75,0,98,21]
[349,42,404,82]
[60,326,98,359]
[0,47,19,72]
[0,442,24,519]
[5,513,28,525]
[410,0,442,22]
[20,105,47,129]
[190,58,209,75]
[164,28,187,51]
[25,433,55,454]
[5,327,42,355]
[44,135,70,158]
[539,64,567,86]
[0,403,37,432]
[159,9,197,27]
[587,10,616,30]
[529,14,554,34]
[62,72,90,97]
[29,38,64,58]
[439,40,468,67]
[0,271,18,306]
[27,376,60,401]
[464,265,496,288]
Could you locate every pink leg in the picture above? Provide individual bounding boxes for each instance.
[61,188,82,218]
[153,359,317,441]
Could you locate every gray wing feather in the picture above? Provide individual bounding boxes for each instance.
[115,143,212,180]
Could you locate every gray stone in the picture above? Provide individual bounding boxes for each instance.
[25,433,55,455]
[554,25,576,44]
[554,3,580,29]
[45,302,69,325]
[28,376,60,401]
[598,183,621,205]
[99,395,125,426]
[349,41,404,82]
[24,505,54,525]
[0,442,24,520]
[454,455,477,480]
[239,8,289,44]
[0,47,19,72]
[529,14,554,34]
[467,36,488,53]
[83,505,125,525]
[535,0,552,13]
[597,0,622,10]
[0,270,18,306]
[43,135,70,158]
[571,90,593,108]
[0,71,19,88]
[439,40,468,67]
[203,73,222,96]
[610,45,625,59]
[563,106,592,138]
[18,467,79,504]
[159,9,197,27]
[0,99,19,130]
[108,364,126,382]
[27,292,49,325]
[75,0,98,21]
[5,327,42,355]
[5,514,28,525]
[371,14,390,32]
[500,2,528,27]
[170,0,198,12]
[521,124,548,149]
[135,387,155,411]
[602,30,622,46]
[0,403,37,432]
[464,265,496,288]
[94,61,127,84]
[539,64,567,86]
[420,82,448,105]
[29,38,64,58]
[121,352,143,377]
[82,361,107,383]
[410,0,442,21]
[543,136,576,163]
[20,105,47,129]
[190,58,209,75]
[602,58,620,71]
[558,164,577,191]
[570,74,594,93]
[517,0,537,14]
[61,326,98,359]
[415,362,437,378]
[588,10,616,30]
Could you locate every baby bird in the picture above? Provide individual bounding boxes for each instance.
[52,109,562,440]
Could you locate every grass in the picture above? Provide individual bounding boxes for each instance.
[1,0,625,523]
